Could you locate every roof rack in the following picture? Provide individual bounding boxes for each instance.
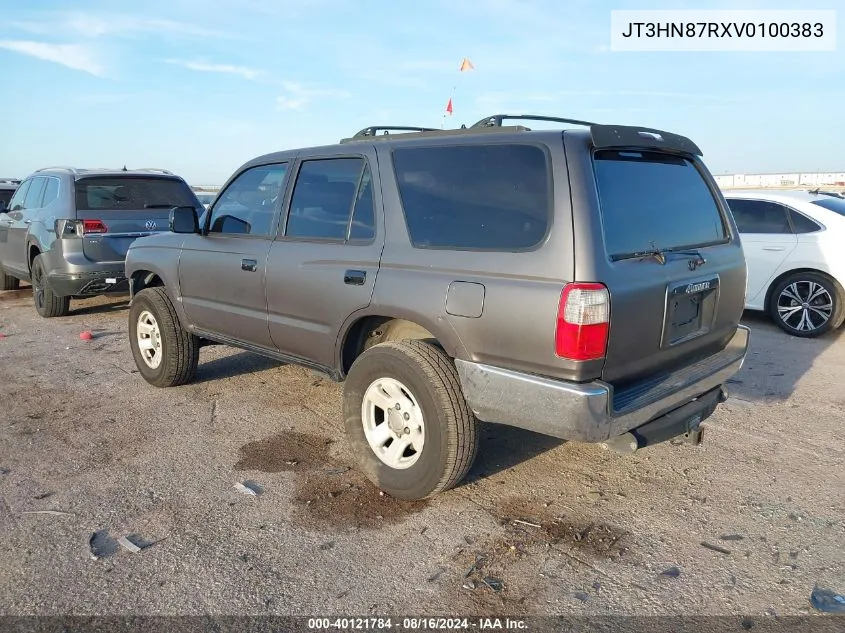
[0,178,21,184]
[341,113,704,156]
[35,166,78,174]
[470,114,598,129]
[351,126,439,138]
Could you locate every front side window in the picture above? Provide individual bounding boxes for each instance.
[208,164,288,237]
[727,199,791,234]
[6,179,30,212]
[392,143,550,250]
[286,157,371,241]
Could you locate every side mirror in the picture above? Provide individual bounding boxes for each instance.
[169,206,199,234]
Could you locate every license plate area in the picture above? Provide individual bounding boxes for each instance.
[662,275,720,347]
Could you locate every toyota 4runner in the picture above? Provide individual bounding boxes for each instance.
[125,114,750,500]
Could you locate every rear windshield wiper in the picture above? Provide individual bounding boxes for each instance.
[611,247,667,265]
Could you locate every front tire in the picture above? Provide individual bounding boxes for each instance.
[129,287,199,387]
[768,272,844,338]
[31,255,70,318]
[343,340,479,500]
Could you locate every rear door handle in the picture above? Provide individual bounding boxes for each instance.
[762,246,785,251]
[241,258,258,272]
[23,219,32,225]
[344,269,366,286]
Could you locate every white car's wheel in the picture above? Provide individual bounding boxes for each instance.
[768,272,844,337]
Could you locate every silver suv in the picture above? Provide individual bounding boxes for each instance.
[0,167,201,317]
[125,115,750,500]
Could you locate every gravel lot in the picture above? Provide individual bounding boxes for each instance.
[1,286,843,617]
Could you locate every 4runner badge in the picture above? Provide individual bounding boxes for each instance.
[685,281,710,294]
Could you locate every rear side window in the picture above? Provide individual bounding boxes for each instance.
[593,150,727,258]
[286,158,374,242]
[726,199,791,234]
[789,210,821,233]
[41,177,60,207]
[392,144,550,250]
[811,197,845,216]
[24,177,47,209]
[74,177,197,211]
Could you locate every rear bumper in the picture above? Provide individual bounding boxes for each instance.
[47,269,129,297]
[455,325,750,444]
[40,244,129,298]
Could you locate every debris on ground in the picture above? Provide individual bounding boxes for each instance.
[319,541,335,551]
[427,567,446,582]
[20,510,75,517]
[701,541,732,555]
[512,519,541,529]
[462,579,477,590]
[0,467,9,475]
[482,577,504,592]
[810,587,845,613]
[233,481,264,496]
[720,534,745,541]
[79,331,94,341]
[89,530,118,560]
[660,566,682,578]
[117,536,143,553]
[573,591,590,602]
[325,467,350,475]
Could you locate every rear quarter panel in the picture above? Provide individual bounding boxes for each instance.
[365,137,584,379]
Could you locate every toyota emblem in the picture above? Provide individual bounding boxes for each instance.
[145,220,157,231]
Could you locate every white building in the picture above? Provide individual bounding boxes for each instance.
[715,171,845,189]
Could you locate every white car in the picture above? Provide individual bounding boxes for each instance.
[724,189,845,337]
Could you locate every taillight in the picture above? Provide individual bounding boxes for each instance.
[81,219,108,234]
[555,282,610,361]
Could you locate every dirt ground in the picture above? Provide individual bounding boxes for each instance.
[1,286,843,618]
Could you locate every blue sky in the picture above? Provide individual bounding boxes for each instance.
[0,0,842,184]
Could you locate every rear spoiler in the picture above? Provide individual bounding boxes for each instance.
[471,114,703,157]
[590,125,702,157]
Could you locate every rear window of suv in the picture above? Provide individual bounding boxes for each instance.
[593,150,727,259]
[392,143,550,250]
[75,177,198,211]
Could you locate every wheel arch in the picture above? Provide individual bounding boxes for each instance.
[336,311,467,378]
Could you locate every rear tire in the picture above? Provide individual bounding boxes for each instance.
[31,255,70,318]
[0,267,20,291]
[129,287,199,387]
[768,271,844,338]
[343,340,479,500]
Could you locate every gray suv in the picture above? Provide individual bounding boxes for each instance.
[125,114,750,500]
[0,167,201,316]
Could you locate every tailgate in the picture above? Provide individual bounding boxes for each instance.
[590,149,746,385]
[74,176,198,262]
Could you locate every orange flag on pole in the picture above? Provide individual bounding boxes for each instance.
[460,57,474,72]
[445,98,453,115]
